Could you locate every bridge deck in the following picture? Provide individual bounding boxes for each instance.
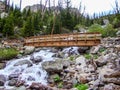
[24,33,101,47]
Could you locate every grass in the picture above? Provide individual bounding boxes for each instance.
[53,75,61,82]
[99,48,106,53]
[0,48,18,60]
[58,82,63,88]
[69,55,74,61]
[84,54,92,60]
[74,84,88,90]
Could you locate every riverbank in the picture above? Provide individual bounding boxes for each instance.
[0,37,120,90]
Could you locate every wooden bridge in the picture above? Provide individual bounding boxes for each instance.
[24,33,101,47]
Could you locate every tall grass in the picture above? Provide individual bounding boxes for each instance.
[0,48,18,60]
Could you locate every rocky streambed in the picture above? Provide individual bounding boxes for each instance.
[0,37,120,90]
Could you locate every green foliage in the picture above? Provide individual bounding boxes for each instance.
[0,0,119,38]
[69,55,74,61]
[53,75,61,82]
[103,24,117,37]
[99,48,106,53]
[2,13,14,37]
[84,54,92,60]
[93,54,99,59]
[58,82,63,88]
[0,48,18,60]
[74,84,88,90]
[88,24,104,36]
[21,16,34,37]
[74,24,85,31]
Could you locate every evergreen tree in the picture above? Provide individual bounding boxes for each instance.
[22,16,34,37]
[3,16,14,37]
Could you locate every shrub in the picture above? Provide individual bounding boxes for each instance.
[103,24,117,37]
[74,84,88,90]
[0,48,18,60]
[88,24,104,36]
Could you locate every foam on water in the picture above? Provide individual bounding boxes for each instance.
[0,48,56,88]
[0,47,79,89]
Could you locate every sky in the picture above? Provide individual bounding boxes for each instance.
[6,0,120,15]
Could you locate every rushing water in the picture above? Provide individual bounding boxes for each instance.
[0,48,57,89]
[0,47,79,89]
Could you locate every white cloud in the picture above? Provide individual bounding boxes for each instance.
[9,0,120,15]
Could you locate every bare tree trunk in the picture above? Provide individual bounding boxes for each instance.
[41,0,48,21]
[51,13,56,35]
[51,0,56,35]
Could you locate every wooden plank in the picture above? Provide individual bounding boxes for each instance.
[24,33,101,47]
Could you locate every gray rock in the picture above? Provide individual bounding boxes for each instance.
[90,45,101,54]
[103,78,120,85]
[24,46,35,55]
[8,74,19,80]
[27,76,35,81]
[0,62,5,69]
[71,78,78,85]
[30,55,43,63]
[116,30,120,37]
[0,74,6,86]
[103,83,120,90]
[8,79,17,86]
[75,56,86,65]
[42,60,63,73]
[14,60,32,67]
[15,86,26,90]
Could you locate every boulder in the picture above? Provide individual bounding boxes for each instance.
[42,60,63,73]
[103,83,120,90]
[15,86,26,90]
[8,79,17,86]
[24,46,35,55]
[103,78,120,85]
[14,60,32,67]
[29,82,53,90]
[75,56,86,66]
[90,45,101,54]
[95,53,117,67]
[77,47,89,54]
[0,75,6,86]
[8,74,19,80]
[30,55,43,63]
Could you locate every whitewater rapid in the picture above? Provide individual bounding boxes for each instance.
[0,47,79,89]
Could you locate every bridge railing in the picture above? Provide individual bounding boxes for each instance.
[25,32,101,44]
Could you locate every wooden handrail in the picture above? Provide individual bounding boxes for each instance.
[24,33,101,47]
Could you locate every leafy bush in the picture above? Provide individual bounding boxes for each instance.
[74,24,85,30]
[88,23,117,37]
[74,84,88,90]
[103,24,117,37]
[88,24,104,36]
[53,75,61,82]
[0,48,18,60]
